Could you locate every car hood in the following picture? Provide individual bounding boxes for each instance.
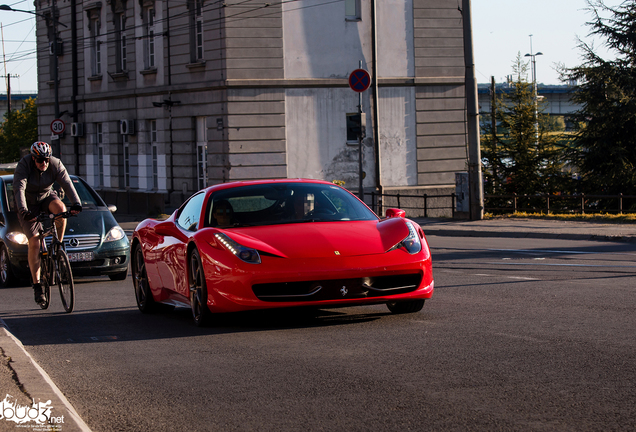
[213,218,410,258]
[65,208,118,237]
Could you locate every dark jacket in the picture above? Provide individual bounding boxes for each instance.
[13,154,81,212]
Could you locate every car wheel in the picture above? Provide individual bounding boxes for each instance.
[132,244,155,313]
[386,299,425,314]
[109,270,128,281]
[0,244,17,288]
[189,249,212,327]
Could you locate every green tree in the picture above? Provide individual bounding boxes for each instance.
[482,55,568,197]
[564,0,636,197]
[0,97,38,163]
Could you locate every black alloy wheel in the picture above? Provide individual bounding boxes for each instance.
[133,244,155,313]
[386,299,425,314]
[0,244,16,288]
[189,249,211,327]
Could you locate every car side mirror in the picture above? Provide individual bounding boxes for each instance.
[108,205,117,213]
[385,208,406,218]
[154,220,188,242]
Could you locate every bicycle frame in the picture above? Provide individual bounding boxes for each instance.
[36,211,75,312]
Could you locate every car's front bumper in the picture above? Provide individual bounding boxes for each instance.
[197,241,434,313]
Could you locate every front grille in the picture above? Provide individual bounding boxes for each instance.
[253,273,422,302]
[45,234,101,251]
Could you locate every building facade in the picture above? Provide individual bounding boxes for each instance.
[35,0,470,215]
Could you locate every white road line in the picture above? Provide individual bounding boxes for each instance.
[488,248,636,256]
[488,262,636,268]
[0,318,93,432]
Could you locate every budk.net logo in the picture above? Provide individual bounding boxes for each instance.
[1,394,64,429]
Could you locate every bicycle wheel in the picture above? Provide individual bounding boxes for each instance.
[39,255,51,310]
[56,250,75,313]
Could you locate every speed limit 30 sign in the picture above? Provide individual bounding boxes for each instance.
[50,118,66,135]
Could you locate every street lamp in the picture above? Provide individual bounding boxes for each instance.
[524,50,542,145]
[1,4,66,153]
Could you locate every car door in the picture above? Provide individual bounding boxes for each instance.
[156,192,205,298]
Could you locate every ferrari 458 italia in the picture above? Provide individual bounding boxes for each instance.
[131,179,434,326]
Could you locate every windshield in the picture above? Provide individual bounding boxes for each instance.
[5,177,104,212]
[203,183,378,228]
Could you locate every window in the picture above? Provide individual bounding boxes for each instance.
[189,0,204,62]
[123,135,130,188]
[90,15,102,75]
[345,0,361,20]
[96,123,104,187]
[177,192,205,231]
[118,13,127,71]
[151,120,158,190]
[346,113,365,142]
[196,117,207,190]
[144,6,156,69]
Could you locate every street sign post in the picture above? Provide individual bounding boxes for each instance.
[348,69,371,93]
[50,118,65,135]
[349,67,371,201]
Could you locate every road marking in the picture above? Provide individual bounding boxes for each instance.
[489,248,636,256]
[488,262,636,268]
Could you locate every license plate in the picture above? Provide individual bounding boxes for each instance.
[68,252,94,262]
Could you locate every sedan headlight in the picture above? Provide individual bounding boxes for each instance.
[214,233,261,264]
[105,226,126,242]
[387,221,422,255]
[6,231,28,245]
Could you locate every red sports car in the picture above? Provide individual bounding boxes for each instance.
[131,179,434,326]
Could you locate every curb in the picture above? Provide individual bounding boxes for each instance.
[418,228,636,243]
[0,319,92,432]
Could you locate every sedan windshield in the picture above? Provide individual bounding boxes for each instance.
[5,177,103,212]
[204,183,378,228]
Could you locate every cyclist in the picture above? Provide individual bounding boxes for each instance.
[14,142,82,305]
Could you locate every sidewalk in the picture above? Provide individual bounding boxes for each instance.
[412,217,636,243]
[1,215,634,430]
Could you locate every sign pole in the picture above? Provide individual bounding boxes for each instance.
[348,64,370,201]
[358,62,364,202]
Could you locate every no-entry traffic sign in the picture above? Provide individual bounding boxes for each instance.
[349,69,371,93]
[50,118,65,135]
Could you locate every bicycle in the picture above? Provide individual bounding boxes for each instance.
[35,211,75,313]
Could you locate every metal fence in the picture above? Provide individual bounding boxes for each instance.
[363,192,636,218]
[484,193,636,214]
[369,191,457,218]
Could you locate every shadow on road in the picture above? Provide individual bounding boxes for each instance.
[1,305,390,347]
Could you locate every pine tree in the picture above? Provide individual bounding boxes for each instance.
[565,0,636,197]
[483,55,568,198]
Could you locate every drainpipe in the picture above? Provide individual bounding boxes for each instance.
[71,0,79,175]
[370,0,382,214]
[461,0,484,220]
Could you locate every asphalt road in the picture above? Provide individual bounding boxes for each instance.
[0,234,635,431]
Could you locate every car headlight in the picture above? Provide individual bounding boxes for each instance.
[387,221,422,255]
[214,233,261,264]
[6,231,28,245]
[105,226,126,242]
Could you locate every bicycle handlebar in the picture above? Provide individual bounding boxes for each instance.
[36,211,74,223]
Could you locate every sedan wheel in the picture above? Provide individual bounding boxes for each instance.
[189,249,211,327]
[132,244,155,313]
[0,244,16,288]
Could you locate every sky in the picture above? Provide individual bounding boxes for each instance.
[0,0,628,94]
[472,0,625,85]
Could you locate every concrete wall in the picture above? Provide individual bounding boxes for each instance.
[34,0,469,216]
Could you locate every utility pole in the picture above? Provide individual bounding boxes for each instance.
[461,0,484,220]
[1,73,19,113]
[490,76,497,189]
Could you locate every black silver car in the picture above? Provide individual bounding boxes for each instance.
[0,174,130,287]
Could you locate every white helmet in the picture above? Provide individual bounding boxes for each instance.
[31,141,52,158]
